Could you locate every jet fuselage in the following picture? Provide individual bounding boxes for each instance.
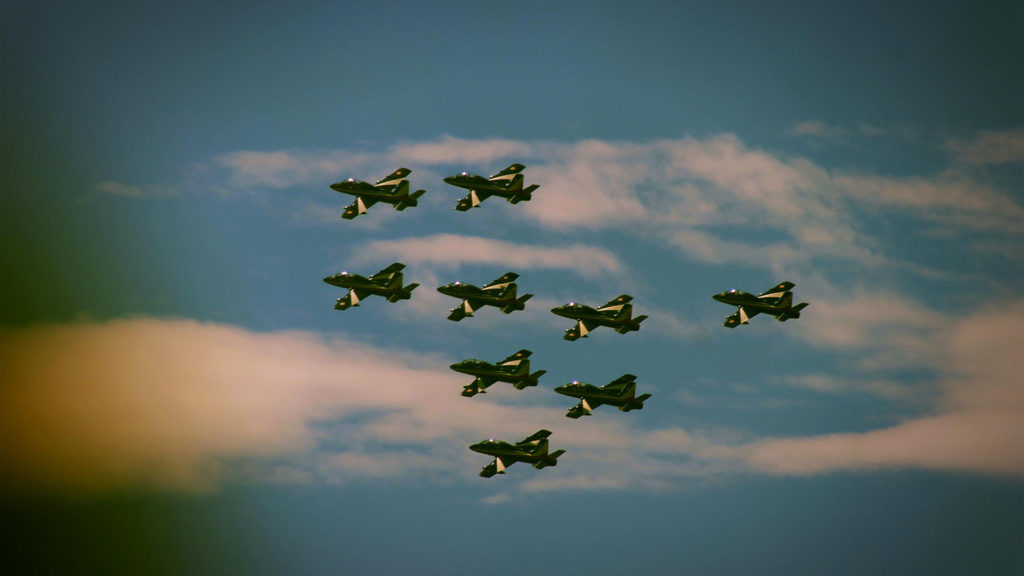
[449,359,521,379]
[554,381,634,404]
[468,439,557,467]
[712,289,798,316]
[550,301,644,331]
[437,283,515,305]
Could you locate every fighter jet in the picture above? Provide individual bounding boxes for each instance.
[712,281,809,328]
[330,167,426,219]
[444,163,540,211]
[550,295,648,341]
[450,349,547,397]
[469,429,566,478]
[437,272,532,321]
[323,262,419,310]
[554,374,652,419]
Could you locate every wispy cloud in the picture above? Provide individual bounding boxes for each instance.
[95,181,178,198]
[945,128,1024,165]
[789,120,847,140]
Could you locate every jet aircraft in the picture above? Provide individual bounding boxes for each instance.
[450,349,547,397]
[550,295,648,341]
[553,373,652,419]
[444,163,540,211]
[323,262,419,310]
[437,272,532,321]
[469,429,566,478]
[330,167,426,219]
[712,281,809,327]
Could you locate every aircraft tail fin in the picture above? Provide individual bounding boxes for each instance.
[394,189,426,211]
[616,314,648,333]
[516,369,546,389]
[535,449,566,469]
[508,184,540,204]
[386,283,419,302]
[778,302,809,321]
[501,293,532,314]
[622,393,652,412]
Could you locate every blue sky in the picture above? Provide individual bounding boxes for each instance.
[2,1,1022,574]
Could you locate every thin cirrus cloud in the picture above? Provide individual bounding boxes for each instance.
[2,302,1021,497]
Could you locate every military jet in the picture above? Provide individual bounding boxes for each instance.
[712,281,809,328]
[330,167,426,219]
[444,163,540,211]
[323,262,419,310]
[469,429,566,478]
[554,374,652,419]
[450,349,547,397]
[550,295,648,341]
[437,272,532,321]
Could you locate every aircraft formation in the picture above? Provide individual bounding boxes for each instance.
[323,164,809,478]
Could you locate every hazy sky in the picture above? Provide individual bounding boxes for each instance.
[2,1,1022,574]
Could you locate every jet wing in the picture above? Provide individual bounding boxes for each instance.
[455,190,491,211]
[462,377,495,398]
[723,306,759,328]
[447,299,481,321]
[758,281,795,299]
[375,167,411,187]
[566,398,600,419]
[370,262,406,280]
[489,163,526,180]
[479,456,509,478]
[498,349,532,365]
[606,373,638,389]
[563,319,598,341]
[520,429,552,444]
[341,196,378,219]
[597,295,633,313]
[334,289,369,311]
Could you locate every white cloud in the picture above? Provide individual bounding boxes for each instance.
[0,318,542,494]
[721,300,1024,477]
[1,304,1020,497]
